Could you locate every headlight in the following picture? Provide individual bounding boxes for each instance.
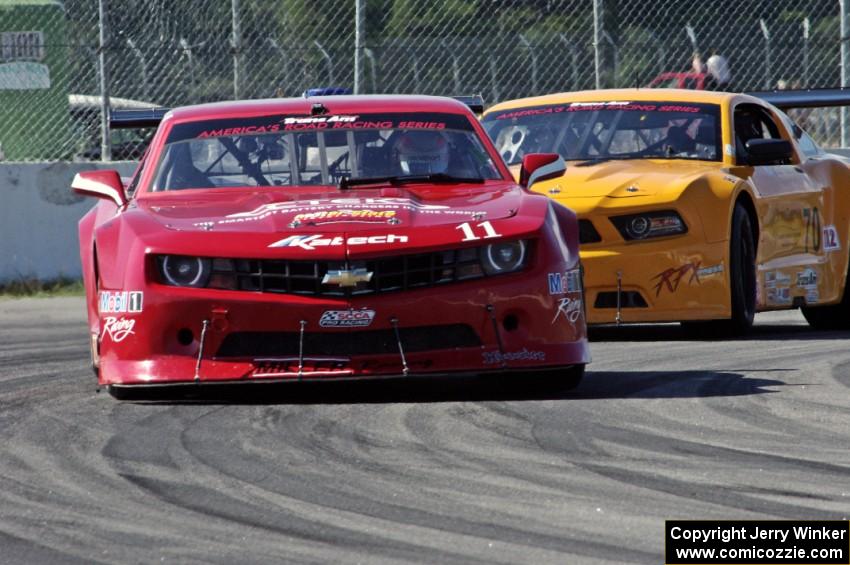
[159,255,211,287]
[610,211,687,241]
[480,240,527,275]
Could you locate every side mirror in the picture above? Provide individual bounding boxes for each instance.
[72,169,128,207]
[743,138,793,166]
[519,153,566,189]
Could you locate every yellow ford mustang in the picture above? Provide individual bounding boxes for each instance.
[482,89,850,332]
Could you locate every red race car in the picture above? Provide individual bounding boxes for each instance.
[73,95,589,399]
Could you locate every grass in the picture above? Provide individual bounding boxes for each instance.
[0,277,85,298]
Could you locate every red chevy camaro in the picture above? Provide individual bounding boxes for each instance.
[73,95,590,399]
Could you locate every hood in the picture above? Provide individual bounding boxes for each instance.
[137,184,520,233]
[509,159,722,198]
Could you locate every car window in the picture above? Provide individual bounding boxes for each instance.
[733,104,784,163]
[483,101,722,163]
[780,112,822,159]
[150,112,501,191]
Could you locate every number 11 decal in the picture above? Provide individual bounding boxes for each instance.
[457,221,502,241]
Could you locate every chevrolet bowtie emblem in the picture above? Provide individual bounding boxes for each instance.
[322,268,373,287]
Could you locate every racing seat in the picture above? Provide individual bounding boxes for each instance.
[666,126,696,154]
[163,144,211,190]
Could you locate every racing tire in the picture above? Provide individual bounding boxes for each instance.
[801,269,850,330]
[681,204,756,337]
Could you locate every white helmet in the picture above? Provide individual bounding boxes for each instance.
[394,131,450,175]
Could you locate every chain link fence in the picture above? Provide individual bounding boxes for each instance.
[0,0,843,161]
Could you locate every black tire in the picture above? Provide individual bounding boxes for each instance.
[801,273,850,330]
[682,204,756,337]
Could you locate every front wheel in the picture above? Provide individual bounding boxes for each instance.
[681,204,756,337]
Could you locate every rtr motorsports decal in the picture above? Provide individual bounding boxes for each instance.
[102,317,136,343]
[319,310,375,328]
[99,291,143,313]
[652,261,701,297]
[270,234,408,250]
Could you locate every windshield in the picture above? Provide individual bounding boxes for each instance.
[482,101,722,165]
[151,112,501,191]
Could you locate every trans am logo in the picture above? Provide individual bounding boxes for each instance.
[319,309,375,328]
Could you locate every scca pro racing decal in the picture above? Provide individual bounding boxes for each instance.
[319,309,375,328]
[99,291,143,314]
[482,348,546,365]
[269,234,408,250]
[102,317,136,343]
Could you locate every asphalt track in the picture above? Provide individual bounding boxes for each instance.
[1,297,849,564]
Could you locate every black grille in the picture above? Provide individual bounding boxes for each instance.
[223,247,491,297]
[579,220,602,244]
[594,291,648,308]
[215,324,481,358]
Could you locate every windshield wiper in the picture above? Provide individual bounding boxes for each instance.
[339,174,485,190]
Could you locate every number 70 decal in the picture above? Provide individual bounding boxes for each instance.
[457,220,502,241]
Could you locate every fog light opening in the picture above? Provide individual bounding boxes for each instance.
[502,314,519,332]
[177,328,195,346]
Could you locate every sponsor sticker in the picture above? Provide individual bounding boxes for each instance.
[102,316,136,343]
[806,288,820,304]
[319,309,375,328]
[293,209,396,223]
[269,233,408,249]
[823,225,840,251]
[552,296,582,325]
[99,291,143,314]
[482,348,546,365]
[767,287,792,305]
[796,268,818,288]
[765,270,791,289]
[548,269,582,295]
[696,264,723,278]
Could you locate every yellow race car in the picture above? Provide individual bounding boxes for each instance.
[482,89,850,332]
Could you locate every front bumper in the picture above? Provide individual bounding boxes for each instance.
[97,272,589,386]
[581,237,730,324]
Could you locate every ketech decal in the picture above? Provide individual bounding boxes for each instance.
[99,291,143,313]
[319,310,375,328]
[269,234,408,249]
[102,317,136,343]
[652,261,701,296]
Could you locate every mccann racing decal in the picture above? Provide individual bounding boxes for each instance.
[269,234,408,249]
[482,348,546,365]
[319,309,375,328]
[99,291,143,313]
[548,269,581,295]
[102,316,136,343]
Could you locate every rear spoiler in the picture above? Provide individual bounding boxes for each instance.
[746,87,850,109]
[453,94,485,114]
[109,108,170,129]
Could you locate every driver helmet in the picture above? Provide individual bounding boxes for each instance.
[394,130,450,175]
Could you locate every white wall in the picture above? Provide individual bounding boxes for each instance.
[0,162,136,282]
